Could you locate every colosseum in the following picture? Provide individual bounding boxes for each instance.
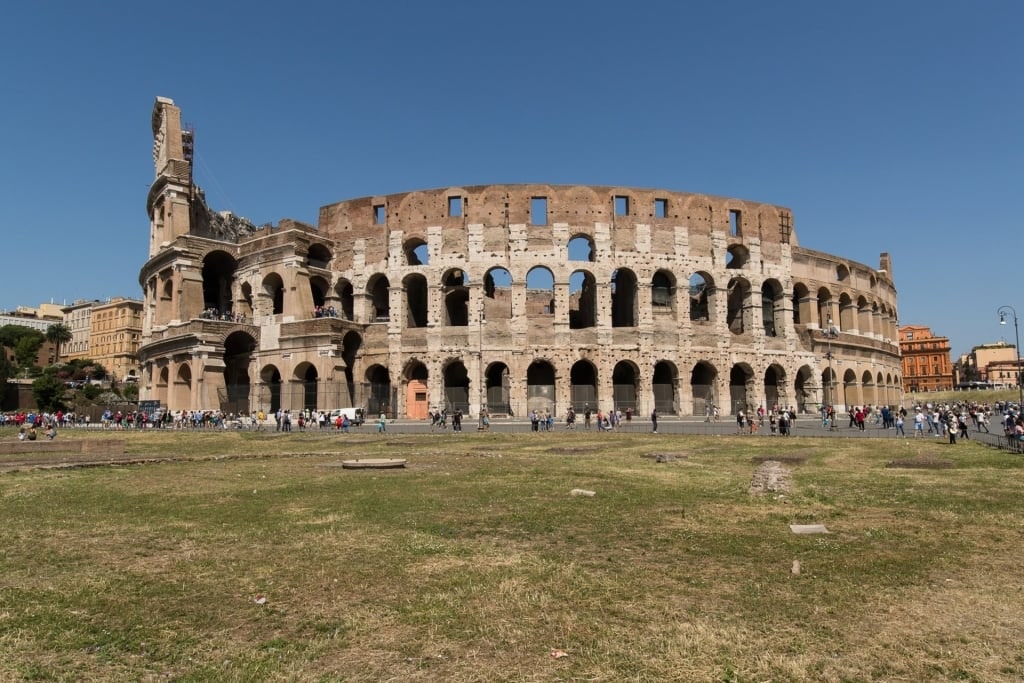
[139,97,902,419]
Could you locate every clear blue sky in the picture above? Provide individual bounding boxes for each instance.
[1,1,1021,358]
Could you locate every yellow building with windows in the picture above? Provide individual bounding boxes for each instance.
[88,298,143,381]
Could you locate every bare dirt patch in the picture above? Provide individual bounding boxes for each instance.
[749,460,793,494]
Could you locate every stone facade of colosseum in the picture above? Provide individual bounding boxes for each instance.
[139,97,902,419]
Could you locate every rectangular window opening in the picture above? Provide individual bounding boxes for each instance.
[530,197,547,226]
[373,204,386,225]
[448,196,463,218]
[654,198,667,219]
[614,195,629,217]
[729,209,741,236]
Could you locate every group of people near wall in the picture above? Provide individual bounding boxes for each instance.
[734,406,799,436]
[312,306,340,318]
[428,409,464,431]
[907,400,1022,446]
[199,308,247,323]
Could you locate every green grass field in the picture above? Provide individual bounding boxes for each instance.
[1,430,1022,682]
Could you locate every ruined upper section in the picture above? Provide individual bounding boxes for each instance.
[318,184,798,247]
[150,97,191,184]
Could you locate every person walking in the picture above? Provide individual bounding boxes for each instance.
[894,413,905,438]
[650,408,658,434]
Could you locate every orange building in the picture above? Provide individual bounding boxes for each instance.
[899,325,952,392]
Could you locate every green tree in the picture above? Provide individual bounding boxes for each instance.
[45,323,73,365]
[14,331,44,369]
[32,373,68,412]
[122,383,139,402]
[0,355,12,406]
[0,325,44,367]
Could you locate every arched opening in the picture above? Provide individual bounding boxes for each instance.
[262,272,285,316]
[526,267,555,317]
[612,361,639,413]
[310,276,329,311]
[843,369,858,410]
[239,282,254,320]
[404,238,429,266]
[443,360,470,413]
[368,274,390,322]
[366,365,393,418]
[294,363,319,412]
[725,244,749,269]
[308,243,332,269]
[570,360,598,412]
[443,269,469,327]
[761,280,783,337]
[335,279,354,321]
[202,250,237,317]
[822,366,839,410]
[260,365,282,414]
[689,272,714,322]
[568,234,594,262]
[690,361,717,417]
[836,263,850,282]
[611,268,638,328]
[403,273,429,328]
[652,270,676,316]
[527,360,557,414]
[569,270,597,329]
[653,361,678,415]
[858,296,872,336]
[726,277,751,335]
[156,366,169,408]
[794,365,815,413]
[485,362,511,415]
[223,331,255,414]
[404,360,429,419]
[792,282,810,326]
[174,363,193,410]
[862,370,876,407]
[729,364,755,414]
[817,287,834,329]
[764,364,785,411]
[341,331,361,405]
[838,293,855,332]
[483,267,513,320]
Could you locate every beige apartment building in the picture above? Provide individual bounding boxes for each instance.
[87,297,143,380]
[959,341,1019,387]
[61,299,99,361]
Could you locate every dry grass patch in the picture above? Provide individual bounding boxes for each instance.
[0,431,1022,681]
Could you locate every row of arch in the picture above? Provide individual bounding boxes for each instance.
[149,329,902,417]
[193,249,896,341]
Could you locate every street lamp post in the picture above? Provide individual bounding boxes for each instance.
[822,317,838,427]
[998,306,1023,411]
[478,302,486,430]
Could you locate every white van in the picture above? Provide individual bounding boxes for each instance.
[328,408,364,425]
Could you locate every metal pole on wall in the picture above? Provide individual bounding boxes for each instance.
[998,306,1023,411]
[479,300,486,429]
[822,316,837,414]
